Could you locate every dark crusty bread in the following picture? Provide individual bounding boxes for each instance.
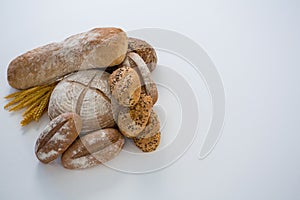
[35,113,82,164]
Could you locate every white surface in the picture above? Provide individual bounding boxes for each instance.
[1,0,300,199]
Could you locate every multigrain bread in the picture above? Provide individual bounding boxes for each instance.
[117,93,153,138]
[35,113,82,163]
[135,110,160,139]
[133,111,160,152]
[7,28,128,89]
[133,132,161,152]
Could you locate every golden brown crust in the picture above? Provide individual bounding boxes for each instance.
[61,128,124,169]
[133,132,160,152]
[7,28,128,89]
[109,66,141,107]
[35,113,82,164]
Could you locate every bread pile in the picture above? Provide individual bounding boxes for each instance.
[5,27,161,169]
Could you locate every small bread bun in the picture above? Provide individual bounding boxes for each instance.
[109,66,141,107]
[133,132,161,152]
[117,93,153,138]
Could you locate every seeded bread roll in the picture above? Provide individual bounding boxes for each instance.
[135,110,160,139]
[117,93,153,138]
[133,111,160,152]
[7,28,128,89]
[109,66,141,107]
[133,132,161,152]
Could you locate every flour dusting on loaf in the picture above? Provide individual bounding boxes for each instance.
[48,70,115,133]
[7,28,128,89]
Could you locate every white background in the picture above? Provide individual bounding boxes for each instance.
[1,0,300,199]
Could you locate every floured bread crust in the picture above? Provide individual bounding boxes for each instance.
[7,28,128,89]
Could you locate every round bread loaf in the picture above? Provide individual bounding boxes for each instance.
[48,69,114,133]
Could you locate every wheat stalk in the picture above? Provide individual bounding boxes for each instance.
[4,82,57,126]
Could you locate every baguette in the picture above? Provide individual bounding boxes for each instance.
[7,27,128,89]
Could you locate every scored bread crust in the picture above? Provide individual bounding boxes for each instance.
[48,70,115,133]
[7,27,128,89]
[35,113,82,164]
[61,128,124,169]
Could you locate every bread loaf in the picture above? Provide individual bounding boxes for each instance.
[35,113,82,163]
[48,70,115,133]
[61,128,124,169]
[7,28,128,89]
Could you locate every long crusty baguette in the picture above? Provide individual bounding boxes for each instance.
[7,27,128,89]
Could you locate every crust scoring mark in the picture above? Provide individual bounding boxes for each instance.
[36,119,68,152]
[74,73,97,115]
[65,74,111,115]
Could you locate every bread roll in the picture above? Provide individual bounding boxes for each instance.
[109,66,141,107]
[7,27,128,89]
[117,93,153,138]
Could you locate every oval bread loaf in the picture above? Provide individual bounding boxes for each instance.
[7,27,128,89]
[35,113,82,163]
[61,128,124,169]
